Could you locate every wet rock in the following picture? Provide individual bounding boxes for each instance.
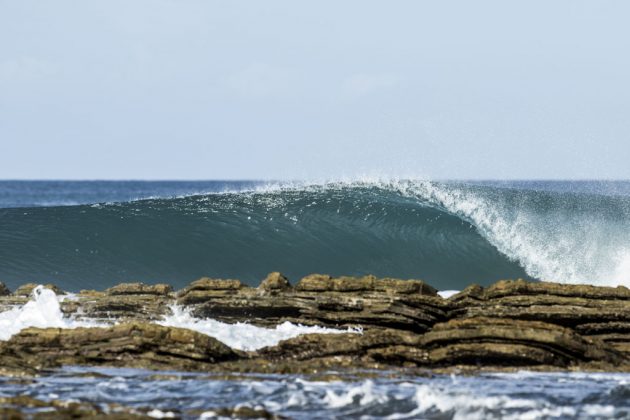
[0,396,151,418]
[0,323,239,373]
[203,406,287,419]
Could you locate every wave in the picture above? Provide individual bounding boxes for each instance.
[1,180,629,291]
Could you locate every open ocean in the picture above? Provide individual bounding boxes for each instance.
[1,179,629,418]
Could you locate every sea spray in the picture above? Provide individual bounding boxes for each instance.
[389,180,630,287]
[0,286,100,340]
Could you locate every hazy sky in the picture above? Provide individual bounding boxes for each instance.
[1,1,629,180]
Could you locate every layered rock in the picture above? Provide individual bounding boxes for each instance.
[0,323,239,374]
[0,274,629,375]
[63,283,175,321]
[448,279,630,359]
[177,273,445,333]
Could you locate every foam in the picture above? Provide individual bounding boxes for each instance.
[158,305,361,351]
[438,290,460,298]
[0,286,102,341]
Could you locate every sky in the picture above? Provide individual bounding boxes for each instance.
[1,1,630,180]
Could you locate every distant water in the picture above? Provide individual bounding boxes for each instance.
[1,180,630,291]
[0,366,627,419]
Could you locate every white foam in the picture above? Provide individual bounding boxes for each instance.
[438,290,460,299]
[323,380,388,408]
[158,305,361,351]
[0,286,103,341]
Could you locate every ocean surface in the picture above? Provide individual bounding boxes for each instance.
[0,367,628,419]
[1,180,630,418]
[1,179,630,291]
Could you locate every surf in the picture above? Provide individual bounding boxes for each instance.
[1,180,629,291]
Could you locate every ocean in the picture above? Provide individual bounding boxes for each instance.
[1,179,629,418]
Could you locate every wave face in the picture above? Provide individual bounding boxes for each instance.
[1,180,630,291]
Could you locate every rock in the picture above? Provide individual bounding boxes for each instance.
[0,323,239,373]
[180,277,243,293]
[106,282,173,296]
[176,278,245,305]
[75,292,173,321]
[485,279,630,300]
[448,279,630,362]
[259,329,419,361]
[295,274,437,296]
[0,396,152,418]
[0,282,10,296]
[295,273,333,291]
[0,275,629,374]
[259,272,291,291]
[204,406,287,419]
[418,317,624,367]
[13,283,64,296]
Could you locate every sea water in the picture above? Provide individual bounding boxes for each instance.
[1,179,630,418]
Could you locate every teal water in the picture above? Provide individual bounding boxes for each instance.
[1,180,630,291]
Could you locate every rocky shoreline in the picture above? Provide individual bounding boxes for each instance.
[1,273,630,417]
[1,273,629,375]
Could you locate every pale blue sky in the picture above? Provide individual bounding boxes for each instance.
[1,1,629,180]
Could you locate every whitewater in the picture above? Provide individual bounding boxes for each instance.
[0,286,354,350]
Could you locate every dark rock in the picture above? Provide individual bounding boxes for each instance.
[0,282,10,296]
[0,396,151,418]
[205,406,287,419]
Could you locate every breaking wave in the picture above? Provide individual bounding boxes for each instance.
[1,180,630,291]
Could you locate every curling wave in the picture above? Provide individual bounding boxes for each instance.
[1,180,629,291]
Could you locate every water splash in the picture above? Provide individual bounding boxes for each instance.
[159,305,361,351]
[0,286,100,340]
